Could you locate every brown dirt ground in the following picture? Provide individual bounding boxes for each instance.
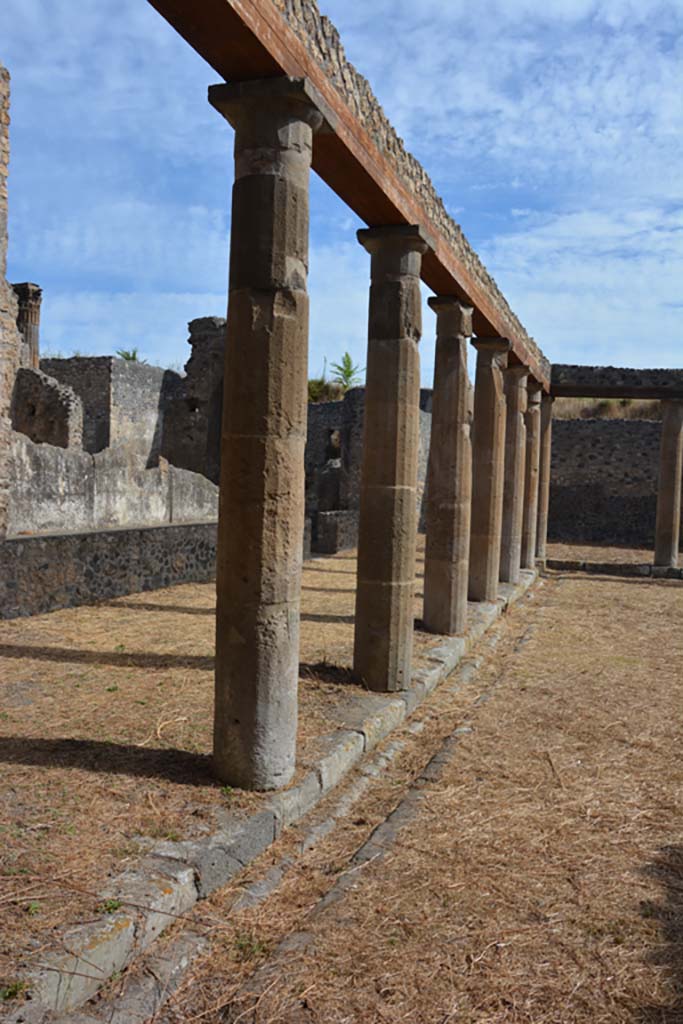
[547,542,655,564]
[150,569,683,1024]
[0,540,446,979]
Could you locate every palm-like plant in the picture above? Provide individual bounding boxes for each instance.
[116,347,147,364]
[330,352,363,391]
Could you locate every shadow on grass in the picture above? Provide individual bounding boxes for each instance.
[300,661,361,688]
[0,735,215,785]
[0,643,213,671]
[106,600,215,616]
[637,845,683,1022]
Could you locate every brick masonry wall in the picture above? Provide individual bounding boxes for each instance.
[0,66,22,539]
[548,418,677,548]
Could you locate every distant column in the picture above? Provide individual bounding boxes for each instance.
[12,282,42,369]
[469,339,510,602]
[654,400,683,568]
[521,381,542,570]
[499,366,528,584]
[536,393,554,562]
[353,225,430,692]
[423,298,473,636]
[209,78,323,790]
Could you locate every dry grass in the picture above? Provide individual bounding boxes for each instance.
[554,397,662,421]
[157,570,683,1024]
[0,539,446,979]
[547,541,656,564]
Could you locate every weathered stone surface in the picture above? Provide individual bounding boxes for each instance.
[211,79,323,790]
[655,401,683,567]
[521,382,542,569]
[0,66,22,540]
[423,298,473,635]
[548,419,671,547]
[11,368,83,448]
[353,226,429,693]
[42,355,181,463]
[536,393,553,560]
[500,366,527,584]
[7,433,218,537]
[0,521,218,619]
[469,339,509,602]
[12,282,42,369]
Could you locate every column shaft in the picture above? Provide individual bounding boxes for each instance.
[536,393,553,561]
[12,282,42,369]
[521,382,542,570]
[499,366,528,584]
[210,79,323,790]
[654,401,683,568]
[469,339,510,602]
[353,225,429,692]
[423,299,473,636]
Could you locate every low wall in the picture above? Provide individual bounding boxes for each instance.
[0,517,313,620]
[7,433,219,536]
[548,419,673,547]
[0,521,218,619]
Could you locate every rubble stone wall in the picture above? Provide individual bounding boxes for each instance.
[548,419,673,547]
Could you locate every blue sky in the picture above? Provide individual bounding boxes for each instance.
[0,0,681,384]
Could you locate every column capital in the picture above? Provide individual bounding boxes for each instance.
[209,76,328,132]
[472,336,510,368]
[357,224,432,257]
[11,282,42,305]
[527,378,543,404]
[428,296,473,336]
[505,365,529,383]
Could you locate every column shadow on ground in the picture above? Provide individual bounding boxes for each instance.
[637,845,683,1022]
[0,643,214,671]
[0,735,214,785]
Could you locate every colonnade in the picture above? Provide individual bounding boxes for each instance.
[210,77,552,791]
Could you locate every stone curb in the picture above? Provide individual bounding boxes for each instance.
[6,571,536,1022]
[547,559,683,580]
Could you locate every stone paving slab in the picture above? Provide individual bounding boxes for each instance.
[5,570,536,1022]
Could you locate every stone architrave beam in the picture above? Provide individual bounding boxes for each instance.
[522,381,542,570]
[536,393,554,562]
[499,366,528,585]
[353,225,430,692]
[210,77,324,790]
[469,338,510,603]
[654,401,683,568]
[146,0,549,388]
[423,298,473,636]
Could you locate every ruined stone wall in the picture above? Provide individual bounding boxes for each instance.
[41,356,181,461]
[161,317,226,483]
[548,419,673,547]
[11,368,83,448]
[0,66,22,539]
[7,432,219,537]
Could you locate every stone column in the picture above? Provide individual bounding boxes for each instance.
[654,400,683,568]
[521,381,542,570]
[12,282,42,369]
[536,393,554,561]
[423,298,473,636]
[469,339,510,602]
[499,366,528,584]
[353,225,430,692]
[209,78,323,790]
